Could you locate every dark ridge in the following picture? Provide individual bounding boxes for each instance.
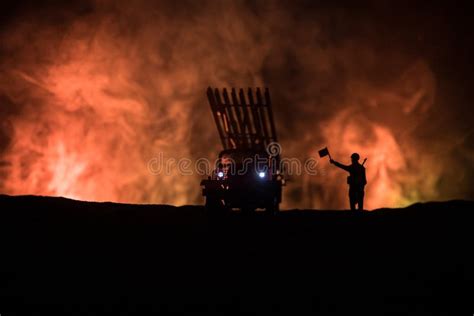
[2,193,472,211]
[0,194,473,315]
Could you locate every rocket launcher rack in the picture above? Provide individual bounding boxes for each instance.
[207,87,278,151]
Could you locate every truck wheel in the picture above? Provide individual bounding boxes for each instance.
[205,197,226,216]
[265,198,279,215]
[241,206,254,215]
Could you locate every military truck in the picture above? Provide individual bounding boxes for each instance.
[201,87,283,214]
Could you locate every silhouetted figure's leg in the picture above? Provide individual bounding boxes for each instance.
[349,188,357,211]
[358,189,364,211]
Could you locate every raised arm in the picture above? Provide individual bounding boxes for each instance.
[330,159,350,172]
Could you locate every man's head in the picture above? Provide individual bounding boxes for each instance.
[351,153,360,163]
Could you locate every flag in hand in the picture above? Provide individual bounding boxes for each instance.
[318,147,330,158]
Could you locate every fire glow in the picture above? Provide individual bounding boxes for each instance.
[0,1,468,209]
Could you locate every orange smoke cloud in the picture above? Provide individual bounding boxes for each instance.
[307,61,440,209]
[0,1,471,209]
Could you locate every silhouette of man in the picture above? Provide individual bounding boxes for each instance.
[330,153,367,211]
